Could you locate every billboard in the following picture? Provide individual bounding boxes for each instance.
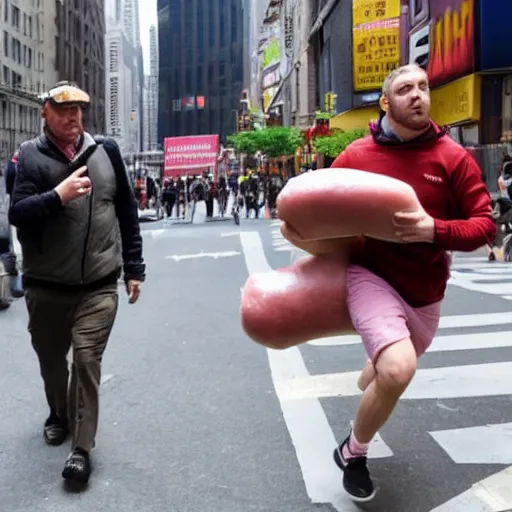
[401,0,474,88]
[352,0,401,92]
[163,135,219,177]
[478,0,512,71]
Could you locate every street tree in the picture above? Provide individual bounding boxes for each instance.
[312,128,368,158]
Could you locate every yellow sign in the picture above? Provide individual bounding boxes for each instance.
[330,105,380,131]
[324,92,338,114]
[430,74,481,126]
[352,0,400,27]
[353,18,400,91]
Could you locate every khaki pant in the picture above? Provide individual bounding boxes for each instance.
[25,283,118,452]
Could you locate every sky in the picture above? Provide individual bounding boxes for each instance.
[138,0,158,74]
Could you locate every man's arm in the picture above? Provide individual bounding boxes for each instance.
[9,144,64,229]
[434,154,496,251]
[102,139,146,282]
[5,159,16,196]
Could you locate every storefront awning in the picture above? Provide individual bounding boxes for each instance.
[330,105,380,131]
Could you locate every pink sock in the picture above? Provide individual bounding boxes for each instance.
[342,431,369,460]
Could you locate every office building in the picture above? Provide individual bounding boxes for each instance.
[105,0,142,153]
[55,0,106,134]
[157,0,244,142]
[0,0,58,167]
[146,24,158,150]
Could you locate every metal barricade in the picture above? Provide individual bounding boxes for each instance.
[466,143,509,195]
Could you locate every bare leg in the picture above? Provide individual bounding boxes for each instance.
[353,339,417,443]
[357,359,375,392]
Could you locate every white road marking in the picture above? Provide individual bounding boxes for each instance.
[240,231,359,511]
[439,312,512,329]
[165,251,240,261]
[142,228,167,239]
[270,223,294,252]
[308,331,512,352]
[429,423,512,464]
[275,362,512,401]
[431,466,512,511]
[101,374,114,385]
[448,257,512,298]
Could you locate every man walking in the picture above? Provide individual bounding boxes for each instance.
[9,81,145,484]
[329,65,495,501]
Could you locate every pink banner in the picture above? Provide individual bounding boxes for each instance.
[164,135,219,176]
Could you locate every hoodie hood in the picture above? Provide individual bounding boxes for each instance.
[369,116,448,147]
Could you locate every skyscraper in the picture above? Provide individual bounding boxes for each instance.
[148,24,158,150]
[157,0,244,143]
[105,0,142,153]
[55,0,106,134]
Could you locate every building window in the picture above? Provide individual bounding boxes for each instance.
[3,66,10,85]
[4,1,8,22]
[208,5,214,46]
[3,31,8,57]
[109,41,118,72]
[109,76,120,137]
[12,71,21,88]
[11,5,19,30]
[231,5,237,43]
[14,39,21,64]
[28,47,32,68]
[28,16,32,37]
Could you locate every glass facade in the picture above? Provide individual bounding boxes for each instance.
[157,0,244,143]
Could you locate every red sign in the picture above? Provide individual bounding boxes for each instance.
[400,0,474,88]
[163,135,219,177]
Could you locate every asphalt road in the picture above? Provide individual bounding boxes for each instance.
[1,215,512,512]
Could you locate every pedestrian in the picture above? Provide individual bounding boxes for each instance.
[4,151,25,297]
[9,81,145,485]
[329,64,495,502]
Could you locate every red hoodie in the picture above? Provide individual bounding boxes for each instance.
[330,121,495,307]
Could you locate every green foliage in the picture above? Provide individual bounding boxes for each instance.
[228,127,304,157]
[312,128,368,158]
[315,110,332,120]
[227,131,258,155]
[255,126,304,158]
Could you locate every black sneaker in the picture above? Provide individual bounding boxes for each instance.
[333,437,376,502]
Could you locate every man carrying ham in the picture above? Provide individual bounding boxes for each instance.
[329,64,495,502]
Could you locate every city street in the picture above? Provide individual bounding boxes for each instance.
[1,217,512,512]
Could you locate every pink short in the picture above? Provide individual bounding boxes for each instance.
[347,265,441,363]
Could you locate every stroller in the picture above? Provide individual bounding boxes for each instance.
[491,197,512,261]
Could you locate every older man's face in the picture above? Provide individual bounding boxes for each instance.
[42,103,83,144]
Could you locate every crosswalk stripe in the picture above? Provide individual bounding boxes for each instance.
[431,466,512,511]
[308,330,512,352]
[275,362,512,401]
[429,423,512,465]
